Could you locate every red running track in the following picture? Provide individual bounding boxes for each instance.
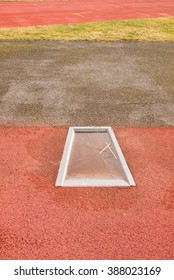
[0,0,174,28]
[0,127,174,259]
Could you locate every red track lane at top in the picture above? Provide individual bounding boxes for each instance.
[0,0,174,28]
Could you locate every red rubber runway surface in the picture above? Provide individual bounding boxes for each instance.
[0,126,173,259]
[0,0,174,28]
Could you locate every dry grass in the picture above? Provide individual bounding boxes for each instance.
[0,17,174,41]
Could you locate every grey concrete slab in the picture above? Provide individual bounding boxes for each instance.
[0,41,174,126]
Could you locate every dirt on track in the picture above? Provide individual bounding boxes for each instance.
[1,41,174,127]
[0,0,174,28]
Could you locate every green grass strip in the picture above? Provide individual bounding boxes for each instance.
[0,17,174,41]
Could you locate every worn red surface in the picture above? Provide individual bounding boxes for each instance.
[0,0,174,28]
[0,126,174,259]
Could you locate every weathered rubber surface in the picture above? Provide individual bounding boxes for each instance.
[0,41,174,127]
[0,126,174,259]
[0,0,174,27]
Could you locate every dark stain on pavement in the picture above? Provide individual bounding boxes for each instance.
[15,103,43,117]
[0,82,9,99]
